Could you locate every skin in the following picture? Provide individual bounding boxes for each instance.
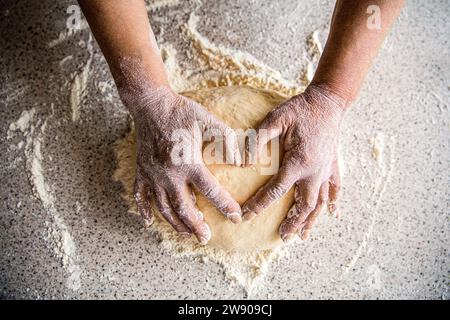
[79,0,242,245]
[79,0,404,244]
[242,0,405,241]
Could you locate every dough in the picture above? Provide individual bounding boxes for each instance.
[115,86,295,252]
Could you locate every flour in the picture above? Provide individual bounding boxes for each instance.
[8,108,82,291]
[369,133,385,163]
[176,13,306,96]
[145,0,180,11]
[11,6,325,295]
[111,13,321,294]
[28,121,82,291]
[306,30,323,60]
[69,34,94,122]
[301,29,324,83]
[159,13,324,95]
[7,108,35,139]
[113,101,298,293]
[343,135,395,274]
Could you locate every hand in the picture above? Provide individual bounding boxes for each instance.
[118,59,242,245]
[242,84,347,241]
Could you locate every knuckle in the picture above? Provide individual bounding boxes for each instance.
[267,182,289,200]
[280,219,298,234]
[171,200,184,214]
[202,183,221,201]
[301,199,316,212]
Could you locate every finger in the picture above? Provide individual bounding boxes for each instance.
[168,184,212,245]
[279,178,321,242]
[328,161,341,218]
[194,103,242,166]
[190,165,242,224]
[223,127,242,166]
[242,155,300,221]
[245,111,283,165]
[154,185,192,236]
[206,117,242,166]
[298,181,329,240]
[134,173,154,228]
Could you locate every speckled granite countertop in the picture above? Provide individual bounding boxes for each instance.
[0,0,449,299]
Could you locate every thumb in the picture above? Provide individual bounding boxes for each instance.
[190,100,242,166]
[245,110,283,166]
[202,113,242,166]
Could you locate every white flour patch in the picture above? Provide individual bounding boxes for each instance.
[145,0,180,11]
[8,108,82,291]
[7,108,35,139]
[69,34,94,122]
[344,135,396,274]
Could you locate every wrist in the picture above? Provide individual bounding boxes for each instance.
[115,56,175,114]
[306,82,351,111]
[115,55,169,89]
[119,82,176,117]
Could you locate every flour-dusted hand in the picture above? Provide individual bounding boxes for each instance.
[118,58,242,245]
[80,0,404,245]
[239,0,405,241]
[242,85,347,241]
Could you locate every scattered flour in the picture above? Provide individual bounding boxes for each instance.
[176,13,307,95]
[12,6,327,295]
[8,108,82,291]
[111,12,321,294]
[69,34,94,122]
[7,108,35,139]
[306,30,323,60]
[113,128,295,294]
[369,133,385,163]
[145,0,180,11]
[302,29,324,83]
[344,135,395,274]
[48,20,89,49]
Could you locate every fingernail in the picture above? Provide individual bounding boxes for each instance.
[301,229,310,240]
[228,212,242,224]
[243,211,257,221]
[198,224,211,245]
[198,235,209,245]
[281,232,295,243]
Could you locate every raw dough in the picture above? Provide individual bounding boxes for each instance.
[115,86,295,252]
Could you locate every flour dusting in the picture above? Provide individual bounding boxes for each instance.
[145,0,180,11]
[8,108,82,291]
[69,34,94,122]
[111,14,319,293]
[7,108,35,139]
[113,128,293,293]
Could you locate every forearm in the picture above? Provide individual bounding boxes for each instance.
[311,0,405,105]
[78,0,168,88]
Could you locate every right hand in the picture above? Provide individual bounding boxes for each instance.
[118,59,242,245]
[242,85,346,241]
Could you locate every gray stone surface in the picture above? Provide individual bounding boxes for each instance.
[0,0,449,299]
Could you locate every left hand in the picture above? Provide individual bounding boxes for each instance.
[242,84,347,241]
